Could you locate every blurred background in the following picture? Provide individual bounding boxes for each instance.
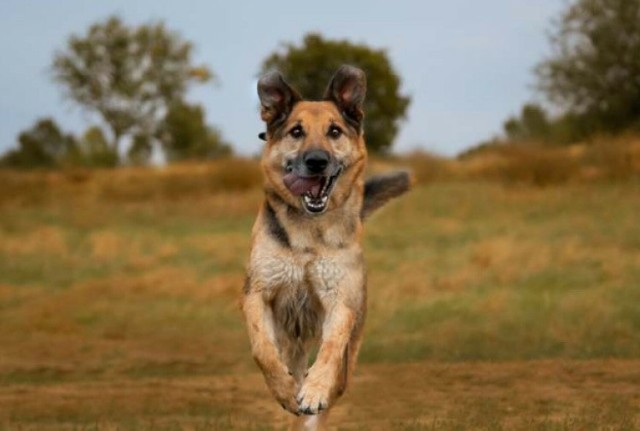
[1,1,639,430]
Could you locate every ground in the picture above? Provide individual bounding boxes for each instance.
[2,360,639,430]
[0,175,639,430]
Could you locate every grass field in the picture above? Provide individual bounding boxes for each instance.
[1,167,639,430]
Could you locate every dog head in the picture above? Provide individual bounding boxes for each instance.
[258,65,367,215]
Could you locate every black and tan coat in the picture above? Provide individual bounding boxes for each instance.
[242,65,410,431]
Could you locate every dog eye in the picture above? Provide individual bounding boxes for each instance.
[289,125,304,139]
[328,125,342,139]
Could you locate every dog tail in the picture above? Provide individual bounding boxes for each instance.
[361,170,413,220]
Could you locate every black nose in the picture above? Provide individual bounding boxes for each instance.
[303,150,330,174]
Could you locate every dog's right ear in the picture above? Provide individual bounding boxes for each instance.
[257,71,302,129]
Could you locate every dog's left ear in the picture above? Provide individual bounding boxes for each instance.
[324,65,367,131]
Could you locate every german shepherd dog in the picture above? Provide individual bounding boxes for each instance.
[242,65,410,430]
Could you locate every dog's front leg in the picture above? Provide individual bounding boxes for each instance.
[297,301,356,415]
[243,291,299,414]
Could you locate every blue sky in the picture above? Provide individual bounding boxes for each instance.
[0,0,564,156]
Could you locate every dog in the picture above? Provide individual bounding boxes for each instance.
[242,65,411,430]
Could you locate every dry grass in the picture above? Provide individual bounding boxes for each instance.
[2,360,638,430]
[480,136,640,184]
[2,136,639,211]
[581,134,640,181]
[1,164,639,429]
[455,144,580,186]
[399,135,640,186]
[0,158,262,206]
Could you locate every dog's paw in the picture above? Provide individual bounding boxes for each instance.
[278,395,300,416]
[269,372,299,415]
[296,373,331,415]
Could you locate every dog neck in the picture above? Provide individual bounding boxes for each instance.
[263,186,363,251]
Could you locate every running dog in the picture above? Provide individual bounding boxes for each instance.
[242,65,410,430]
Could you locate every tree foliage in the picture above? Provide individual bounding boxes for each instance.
[503,104,552,143]
[1,120,123,169]
[127,134,154,166]
[159,102,231,162]
[536,0,640,133]
[260,33,410,153]
[0,118,76,168]
[75,126,119,167]
[52,16,212,158]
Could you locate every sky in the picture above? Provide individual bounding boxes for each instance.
[0,0,565,157]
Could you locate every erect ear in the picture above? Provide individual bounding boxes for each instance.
[324,65,367,131]
[257,71,302,129]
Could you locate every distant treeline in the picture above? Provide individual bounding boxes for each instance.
[1,18,408,169]
[1,109,231,169]
[3,0,639,169]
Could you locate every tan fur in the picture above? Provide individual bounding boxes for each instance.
[242,67,408,430]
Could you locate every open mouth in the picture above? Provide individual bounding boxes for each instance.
[301,172,340,213]
[283,168,342,214]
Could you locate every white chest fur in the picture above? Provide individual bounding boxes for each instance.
[251,248,347,301]
[250,244,363,342]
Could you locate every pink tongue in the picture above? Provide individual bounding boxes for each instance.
[283,173,323,197]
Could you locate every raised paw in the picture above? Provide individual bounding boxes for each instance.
[277,394,300,416]
[267,371,299,415]
[296,378,331,415]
